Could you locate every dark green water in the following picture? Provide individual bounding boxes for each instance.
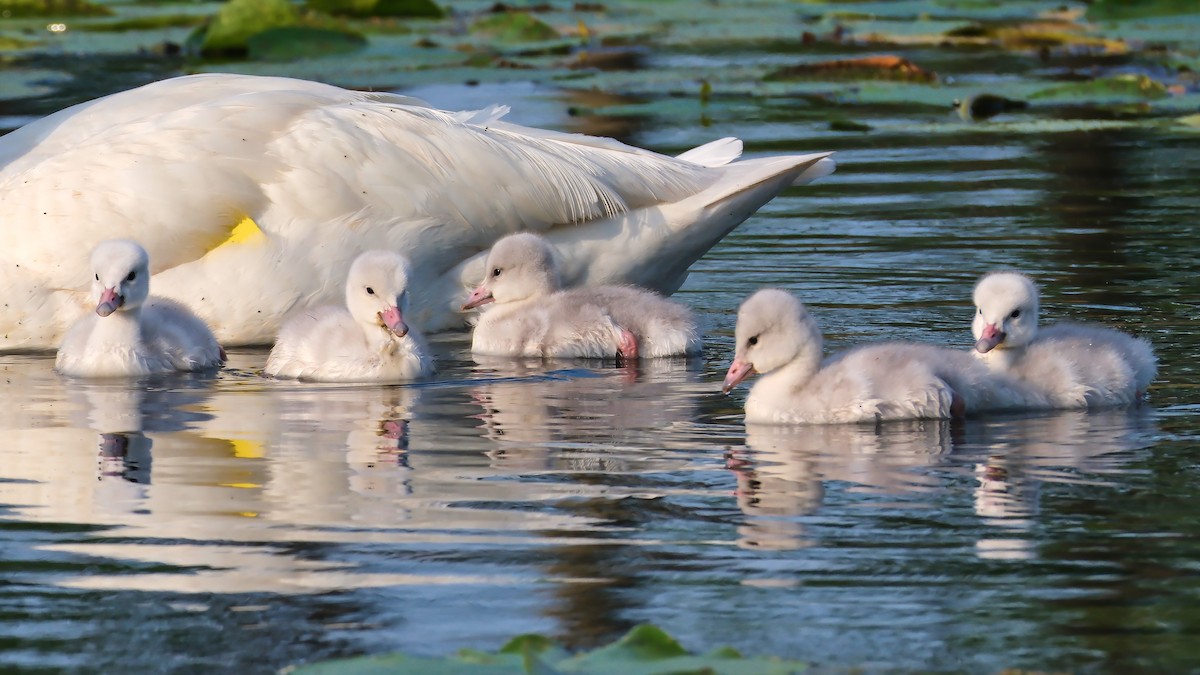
[4,9,1200,672]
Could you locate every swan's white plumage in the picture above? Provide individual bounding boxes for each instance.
[0,73,833,351]
[464,232,701,358]
[724,289,1044,425]
[971,271,1156,408]
[55,239,224,377]
[265,250,433,382]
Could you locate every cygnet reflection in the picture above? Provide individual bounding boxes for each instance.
[733,420,957,550]
[469,355,703,473]
[966,408,1155,560]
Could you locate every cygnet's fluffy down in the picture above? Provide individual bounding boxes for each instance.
[461,232,701,359]
[56,239,225,378]
[972,271,1156,408]
[722,289,1045,425]
[266,251,434,382]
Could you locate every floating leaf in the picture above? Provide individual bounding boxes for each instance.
[1087,0,1200,20]
[305,0,443,19]
[287,624,809,674]
[944,21,1127,54]
[76,14,207,32]
[189,0,299,55]
[1030,74,1169,102]
[829,117,873,131]
[247,26,366,61]
[0,0,109,17]
[470,12,560,43]
[765,55,936,83]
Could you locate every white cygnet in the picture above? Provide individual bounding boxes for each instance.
[56,239,225,378]
[972,271,1156,408]
[461,232,701,359]
[265,250,434,382]
[723,289,1045,425]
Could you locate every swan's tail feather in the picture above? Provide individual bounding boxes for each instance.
[699,151,835,211]
[792,156,837,186]
[676,137,743,167]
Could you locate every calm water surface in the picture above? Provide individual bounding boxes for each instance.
[3,82,1200,673]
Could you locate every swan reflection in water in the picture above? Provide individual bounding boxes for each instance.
[729,409,1155,553]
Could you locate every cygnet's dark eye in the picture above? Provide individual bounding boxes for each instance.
[748,336,759,346]
[95,273,99,281]
[366,287,375,295]
[492,268,502,278]
[126,271,136,282]
[1010,309,1021,319]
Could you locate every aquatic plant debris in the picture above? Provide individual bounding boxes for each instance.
[285,624,809,674]
[1,0,1198,127]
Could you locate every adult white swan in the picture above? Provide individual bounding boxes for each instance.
[0,73,834,352]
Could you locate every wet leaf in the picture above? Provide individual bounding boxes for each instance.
[1087,0,1200,20]
[829,117,873,131]
[944,21,1127,54]
[764,55,937,83]
[287,624,809,674]
[305,0,443,19]
[246,25,366,61]
[189,0,299,55]
[1030,74,1169,102]
[76,14,207,32]
[0,0,109,17]
[471,12,560,43]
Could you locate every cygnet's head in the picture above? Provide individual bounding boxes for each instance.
[972,271,1040,353]
[90,239,151,317]
[461,233,561,310]
[723,288,822,393]
[345,250,414,338]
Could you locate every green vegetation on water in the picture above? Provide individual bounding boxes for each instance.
[287,624,809,675]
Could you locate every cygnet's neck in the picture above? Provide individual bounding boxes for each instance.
[975,345,1022,371]
[361,322,411,356]
[753,347,823,399]
[90,307,145,349]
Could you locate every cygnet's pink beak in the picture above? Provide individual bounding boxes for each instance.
[722,358,756,394]
[380,306,408,337]
[974,323,1006,353]
[96,287,123,317]
[461,285,494,311]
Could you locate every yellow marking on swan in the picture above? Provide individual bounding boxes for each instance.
[230,438,265,459]
[213,216,266,251]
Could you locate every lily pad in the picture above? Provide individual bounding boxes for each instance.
[470,12,560,43]
[247,25,366,61]
[1030,74,1169,102]
[765,55,937,83]
[0,0,109,17]
[77,14,207,32]
[287,624,809,674]
[1087,0,1200,20]
[188,0,299,56]
[944,21,1127,53]
[305,0,443,19]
